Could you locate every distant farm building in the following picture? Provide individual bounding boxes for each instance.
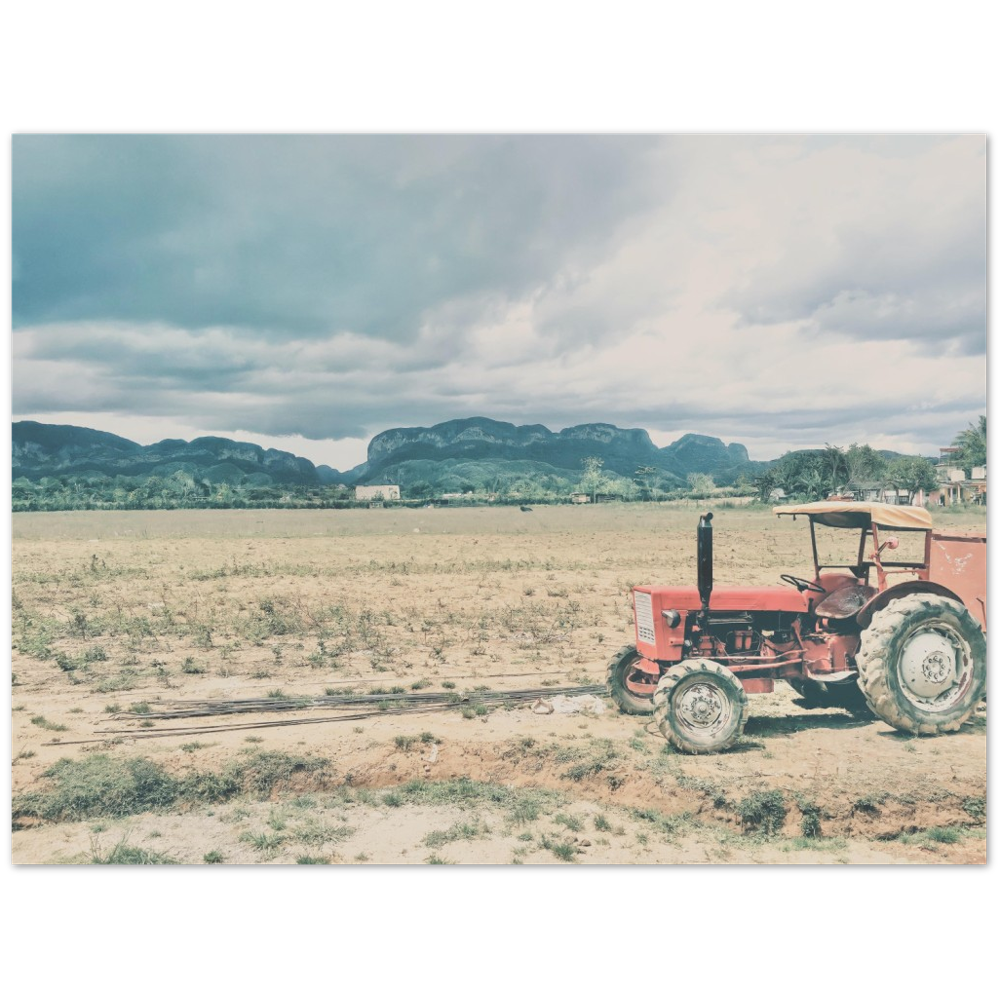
[570,493,591,504]
[355,485,401,503]
[927,448,986,506]
[842,483,916,505]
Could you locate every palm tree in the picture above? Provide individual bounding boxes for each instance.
[796,467,833,501]
[822,445,850,493]
[773,464,800,499]
[952,416,986,472]
[753,469,778,503]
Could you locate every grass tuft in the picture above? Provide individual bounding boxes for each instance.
[13,749,330,823]
[736,789,787,837]
[91,837,177,864]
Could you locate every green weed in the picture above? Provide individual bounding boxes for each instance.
[554,813,583,833]
[796,798,823,838]
[423,821,489,847]
[539,834,578,863]
[240,830,287,855]
[962,796,986,822]
[852,792,888,814]
[94,670,141,693]
[30,715,68,732]
[91,838,177,865]
[13,749,330,823]
[558,739,620,782]
[736,790,787,837]
[294,821,354,846]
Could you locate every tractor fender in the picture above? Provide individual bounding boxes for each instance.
[856,581,966,630]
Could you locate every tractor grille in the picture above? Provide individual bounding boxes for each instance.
[634,591,655,645]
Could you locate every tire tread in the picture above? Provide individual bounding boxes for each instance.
[856,593,986,735]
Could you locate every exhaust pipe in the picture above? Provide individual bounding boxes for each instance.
[698,512,713,619]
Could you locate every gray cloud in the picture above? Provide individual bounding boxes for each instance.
[11,135,987,464]
[13,135,660,339]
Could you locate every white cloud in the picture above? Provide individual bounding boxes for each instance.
[12,135,985,466]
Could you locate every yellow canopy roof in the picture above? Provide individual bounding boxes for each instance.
[773,500,933,530]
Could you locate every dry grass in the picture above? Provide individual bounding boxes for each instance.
[11,504,987,864]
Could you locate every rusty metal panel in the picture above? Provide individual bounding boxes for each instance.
[632,586,688,661]
[739,678,774,694]
[928,533,987,631]
[644,585,808,613]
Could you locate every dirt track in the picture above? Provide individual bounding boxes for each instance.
[11,504,987,864]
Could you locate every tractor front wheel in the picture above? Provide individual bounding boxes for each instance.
[856,594,986,735]
[606,645,659,715]
[653,659,749,753]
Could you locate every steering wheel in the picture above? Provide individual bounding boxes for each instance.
[780,574,825,594]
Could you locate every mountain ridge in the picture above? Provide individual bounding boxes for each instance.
[358,417,756,487]
[12,417,760,489]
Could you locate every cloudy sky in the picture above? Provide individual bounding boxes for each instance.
[11,134,986,470]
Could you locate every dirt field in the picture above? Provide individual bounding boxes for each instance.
[11,504,987,864]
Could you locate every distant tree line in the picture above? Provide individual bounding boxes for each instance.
[11,472,358,512]
[12,419,983,512]
[752,444,940,504]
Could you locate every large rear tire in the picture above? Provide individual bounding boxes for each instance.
[606,645,658,716]
[652,659,748,754]
[856,594,986,735]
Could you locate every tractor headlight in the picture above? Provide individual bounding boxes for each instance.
[661,609,681,628]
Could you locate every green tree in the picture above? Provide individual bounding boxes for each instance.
[844,443,888,485]
[580,456,608,503]
[686,472,716,496]
[771,450,825,498]
[753,469,778,503]
[885,456,937,496]
[796,467,833,501]
[772,461,800,498]
[822,445,851,493]
[633,466,659,501]
[952,416,986,472]
[612,475,639,501]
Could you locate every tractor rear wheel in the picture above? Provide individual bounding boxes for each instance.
[856,594,986,735]
[606,645,658,715]
[652,659,748,753]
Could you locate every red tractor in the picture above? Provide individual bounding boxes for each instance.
[607,501,987,753]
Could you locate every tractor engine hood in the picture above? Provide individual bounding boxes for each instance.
[640,585,809,614]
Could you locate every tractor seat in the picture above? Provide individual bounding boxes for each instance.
[812,584,876,620]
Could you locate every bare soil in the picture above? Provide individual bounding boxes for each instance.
[11,504,987,864]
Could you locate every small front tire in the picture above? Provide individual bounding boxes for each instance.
[606,645,659,716]
[652,659,749,753]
